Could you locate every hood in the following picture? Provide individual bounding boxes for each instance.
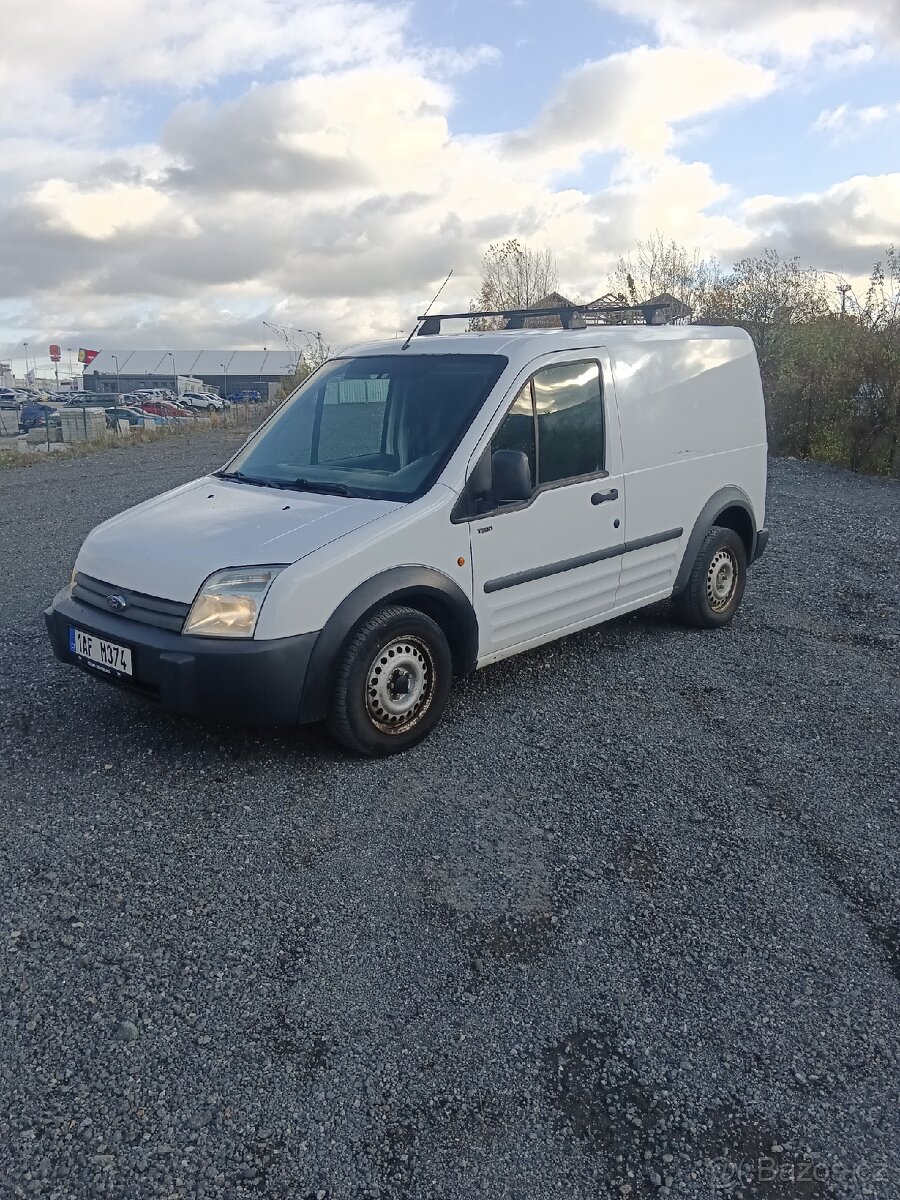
[77,476,401,602]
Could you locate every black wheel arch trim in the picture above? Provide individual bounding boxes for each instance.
[298,566,478,723]
[672,486,760,595]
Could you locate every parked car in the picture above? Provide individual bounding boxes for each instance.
[227,389,262,404]
[46,310,769,756]
[171,398,201,417]
[104,406,168,430]
[180,392,224,412]
[65,392,119,408]
[20,402,59,432]
[0,388,19,409]
[137,400,194,421]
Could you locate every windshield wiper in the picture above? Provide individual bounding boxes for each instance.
[214,470,351,496]
[288,478,351,496]
[213,470,281,489]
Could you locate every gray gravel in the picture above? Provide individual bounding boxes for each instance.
[0,432,898,1199]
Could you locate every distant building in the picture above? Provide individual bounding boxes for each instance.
[81,349,300,399]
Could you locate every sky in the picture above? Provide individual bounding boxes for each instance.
[2,0,899,376]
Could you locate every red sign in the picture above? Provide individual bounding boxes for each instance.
[49,344,61,362]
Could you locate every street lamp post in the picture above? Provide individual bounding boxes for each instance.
[220,363,227,402]
[23,341,29,379]
[168,352,178,399]
[112,350,122,432]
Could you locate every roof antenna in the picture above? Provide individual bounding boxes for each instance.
[401,269,453,350]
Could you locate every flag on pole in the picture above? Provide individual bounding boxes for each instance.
[78,348,100,365]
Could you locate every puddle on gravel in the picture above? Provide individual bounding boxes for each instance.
[279,822,336,869]
[804,835,900,989]
[760,618,898,658]
[240,1132,287,1193]
[867,922,900,986]
[460,910,555,964]
[420,814,563,965]
[610,838,660,889]
[543,1022,666,1164]
[542,1018,832,1198]
[369,1118,417,1196]
[252,1007,333,1069]
[697,1105,832,1199]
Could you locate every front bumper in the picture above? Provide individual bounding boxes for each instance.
[45,589,319,725]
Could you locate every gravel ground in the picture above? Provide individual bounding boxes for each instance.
[0,431,898,1200]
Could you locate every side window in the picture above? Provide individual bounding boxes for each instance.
[533,361,604,485]
[465,361,604,518]
[491,382,536,487]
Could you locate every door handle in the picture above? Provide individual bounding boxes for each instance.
[591,488,619,505]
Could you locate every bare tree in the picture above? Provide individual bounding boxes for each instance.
[841,247,900,476]
[277,332,334,399]
[608,233,721,315]
[708,251,828,382]
[469,239,559,328]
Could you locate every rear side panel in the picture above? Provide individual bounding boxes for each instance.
[612,330,766,605]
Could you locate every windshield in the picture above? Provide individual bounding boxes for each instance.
[222,353,507,501]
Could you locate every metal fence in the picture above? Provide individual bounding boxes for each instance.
[28,397,283,453]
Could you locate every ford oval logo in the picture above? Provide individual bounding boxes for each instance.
[106,594,127,611]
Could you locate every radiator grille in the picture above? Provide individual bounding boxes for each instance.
[72,573,190,634]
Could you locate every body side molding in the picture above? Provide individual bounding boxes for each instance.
[483,527,683,594]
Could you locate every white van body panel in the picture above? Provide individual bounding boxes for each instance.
[76,477,402,604]
[256,485,469,639]
[463,348,626,657]
[611,328,766,559]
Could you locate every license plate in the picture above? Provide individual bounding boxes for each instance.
[69,627,133,676]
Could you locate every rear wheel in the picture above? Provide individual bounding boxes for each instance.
[326,605,452,755]
[673,525,747,628]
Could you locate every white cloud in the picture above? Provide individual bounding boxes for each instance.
[32,180,174,240]
[593,0,900,59]
[812,102,900,141]
[736,174,900,275]
[0,0,409,91]
[1,0,898,359]
[505,46,775,168]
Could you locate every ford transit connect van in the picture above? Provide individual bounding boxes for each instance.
[45,307,769,755]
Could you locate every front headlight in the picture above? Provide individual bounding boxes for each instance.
[183,566,285,638]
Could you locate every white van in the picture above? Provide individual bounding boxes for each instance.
[45,309,769,754]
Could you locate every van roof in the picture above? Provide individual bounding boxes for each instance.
[342,324,752,371]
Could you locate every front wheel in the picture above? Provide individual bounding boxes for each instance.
[326,605,453,755]
[672,525,747,628]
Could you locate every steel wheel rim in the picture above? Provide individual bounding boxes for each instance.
[706,547,738,612]
[365,636,435,734]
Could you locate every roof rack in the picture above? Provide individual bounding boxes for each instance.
[415,301,676,336]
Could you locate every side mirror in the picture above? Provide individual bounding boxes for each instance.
[491,449,533,504]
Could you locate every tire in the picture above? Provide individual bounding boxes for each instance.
[672,525,747,628]
[325,605,453,755]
